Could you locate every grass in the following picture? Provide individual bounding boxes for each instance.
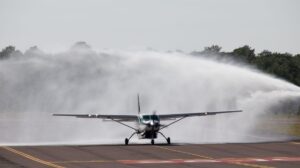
[256,114,300,137]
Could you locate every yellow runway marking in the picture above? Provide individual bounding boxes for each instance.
[2,146,65,168]
[154,146,274,168]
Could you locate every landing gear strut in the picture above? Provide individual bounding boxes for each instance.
[158,132,171,145]
[151,139,155,145]
[125,132,137,145]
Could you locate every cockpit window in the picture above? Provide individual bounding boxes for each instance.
[141,115,159,122]
[142,115,150,121]
[151,115,159,121]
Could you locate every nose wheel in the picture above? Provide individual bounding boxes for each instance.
[151,139,155,145]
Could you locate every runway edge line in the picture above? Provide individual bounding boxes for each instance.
[1,146,65,168]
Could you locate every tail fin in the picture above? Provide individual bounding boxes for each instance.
[137,94,141,114]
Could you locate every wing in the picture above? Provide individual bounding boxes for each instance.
[53,114,138,122]
[158,110,242,120]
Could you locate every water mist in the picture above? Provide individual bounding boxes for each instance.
[0,45,300,146]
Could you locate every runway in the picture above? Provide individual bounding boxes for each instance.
[1,141,300,168]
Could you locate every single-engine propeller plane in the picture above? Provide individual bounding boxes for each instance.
[53,95,242,145]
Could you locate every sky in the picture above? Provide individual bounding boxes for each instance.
[0,0,299,54]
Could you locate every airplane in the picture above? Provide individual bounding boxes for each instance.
[53,95,242,145]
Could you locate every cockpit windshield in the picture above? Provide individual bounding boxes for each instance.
[142,115,159,122]
[152,115,159,121]
[142,115,151,121]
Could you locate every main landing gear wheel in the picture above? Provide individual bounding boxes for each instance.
[151,139,155,145]
[124,132,137,145]
[167,137,171,144]
[158,132,171,145]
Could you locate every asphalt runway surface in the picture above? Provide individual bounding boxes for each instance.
[1,141,300,168]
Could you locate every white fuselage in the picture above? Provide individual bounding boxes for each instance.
[136,114,160,139]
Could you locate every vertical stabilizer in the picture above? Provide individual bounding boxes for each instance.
[137,94,141,114]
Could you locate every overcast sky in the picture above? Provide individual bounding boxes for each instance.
[1,0,299,54]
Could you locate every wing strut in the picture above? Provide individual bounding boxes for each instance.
[159,116,187,131]
[111,118,138,132]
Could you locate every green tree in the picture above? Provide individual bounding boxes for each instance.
[294,54,300,68]
[203,45,222,53]
[231,45,255,63]
[191,45,222,57]
[293,54,300,85]
[254,52,300,86]
[0,46,16,59]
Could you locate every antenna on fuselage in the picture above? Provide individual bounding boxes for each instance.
[137,94,141,114]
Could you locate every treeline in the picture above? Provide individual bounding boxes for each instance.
[0,46,17,59]
[1,44,300,87]
[191,45,300,87]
